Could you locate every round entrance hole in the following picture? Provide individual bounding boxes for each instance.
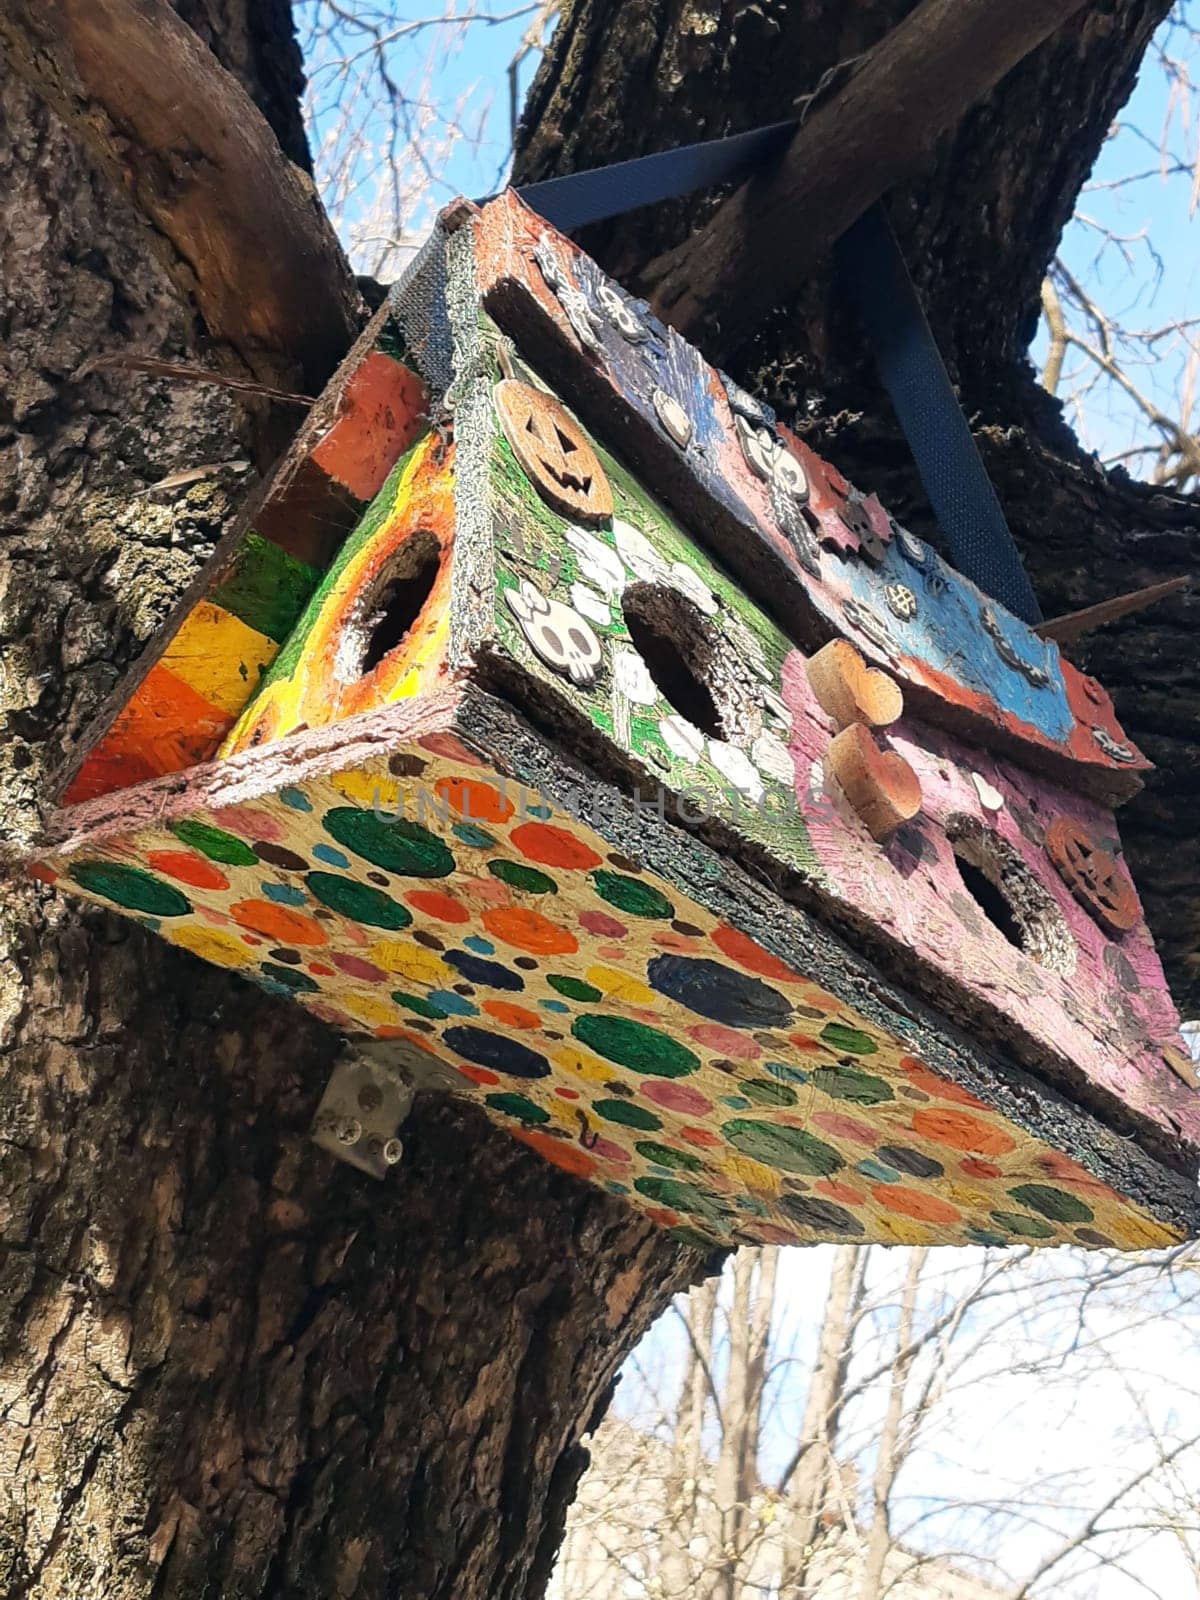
[946,815,1075,976]
[340,531,442,680]
[620,582,759,744]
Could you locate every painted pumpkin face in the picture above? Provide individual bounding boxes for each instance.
[1046,817,1140,934]
[495,379,614,524]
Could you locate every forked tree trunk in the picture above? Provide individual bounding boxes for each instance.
[0,7,699,1597]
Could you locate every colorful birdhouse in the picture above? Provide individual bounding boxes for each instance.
[34,191,1199,1251]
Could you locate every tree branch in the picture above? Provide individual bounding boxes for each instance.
[0,0,362,394]
[640,0,1088,348]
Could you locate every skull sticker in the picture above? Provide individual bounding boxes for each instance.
[505,577,604,687]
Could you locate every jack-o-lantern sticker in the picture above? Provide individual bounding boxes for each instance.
[495,380,613,525]
[1046,817,1140,935]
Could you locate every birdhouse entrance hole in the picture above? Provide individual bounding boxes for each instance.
[349,531,442,678]
[947,816,1075,976]
[621,582,754,743]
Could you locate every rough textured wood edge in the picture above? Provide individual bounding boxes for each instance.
[1036,576,1191,642]
[45,688,465,851]
[639,0,1088,348]
[0,0,361,393]
[48,302,398,809]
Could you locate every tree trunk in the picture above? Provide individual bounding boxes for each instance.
[514,0,1200,1015]
[0,8,701,1597]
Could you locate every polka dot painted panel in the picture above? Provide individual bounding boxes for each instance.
[36,744,1182,1253]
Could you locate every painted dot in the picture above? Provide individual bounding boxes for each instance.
[487,859,558,894]
[580,909,627,939]
[267,946,302,964]
[810,1065,893,1105]
[877,1145,944,1180]
[483,1000,543,1030]
[414,931,445,951]
[911,1108,1016,1156]
[966,1227,1011,1247]
[721,1120,844,1176]
[513,1127,598,1180]
[482,906,578,956]
[572,1014,699,1079]
[510,821,602,870]
[765,1060,809,1085]
[633,1177,729,1226]
[452,822,496,848]
[229,900,328,945]
[810,1111,880,1146]
[323,808,454,877]
[648,955,791,1030]
[689,1023,762,1060]
[259,963,319,993]
[1007,1184,1093,1224]
[465,935,495,955]
[680,1125,722,1147]
[312,844,351,869]
[436,777,515,823]
[392,992,448,1019]
[279,786,313,812]
[711,923,801,982]
[304,871,412,930]
[591,870,673,919]
[262,882,308,906]
[428,990,479,1016]
[540,999,570,1015]
[672,920,704,938]
[820,1021,878,1055]
[458,1064,501,1087]
[594,1099,662,1131]
[635,1141,703,1172]
[873,1185,961,1226]
[643,1081,714,1116]
[721,1095,751,1110]
[1075,1227,1116,1248]
[485,1092,549,1124]
[741,1078,798,1108]
[857,1158,902,1184]
[254,842,309,871]
[990,1209,1055,1240]
[444,1024,551,1079]
[70,861,191,918]
[406,888,470,924]
[779,1194,864,1236]
[547,974,602,1003]
[146,851,228,891]
[445,950,524,990]
[171,924,255,968]
[961,1157,1002,1180]
[330,952,388,983]
[170,819,257,866]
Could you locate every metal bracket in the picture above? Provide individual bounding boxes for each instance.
[311,1037,462,1179]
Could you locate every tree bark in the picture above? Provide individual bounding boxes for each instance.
[514,0,1200,1015]
[0,9,701,1597]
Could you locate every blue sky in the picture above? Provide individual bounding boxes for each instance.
[297,1,1199,479]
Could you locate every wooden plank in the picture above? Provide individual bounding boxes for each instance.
[34,688,1198,1249]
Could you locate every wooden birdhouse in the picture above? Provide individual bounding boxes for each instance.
[33,190,1199,1251]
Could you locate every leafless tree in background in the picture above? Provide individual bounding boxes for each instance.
[550,1244,1200,1600]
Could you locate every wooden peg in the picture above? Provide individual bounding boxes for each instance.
[1163,1044,1200,1091]
[826,722,922,841]
[1035,576,1190,643]
[805,638,904,729]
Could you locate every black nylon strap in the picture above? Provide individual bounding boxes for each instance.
[513,127,1042,623]
[835,206,1041,622]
